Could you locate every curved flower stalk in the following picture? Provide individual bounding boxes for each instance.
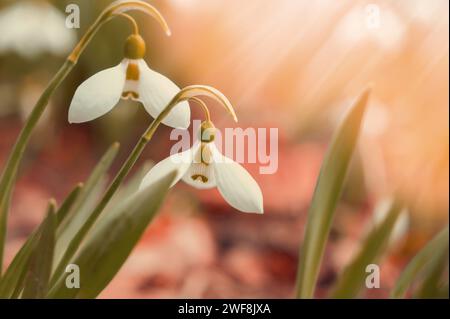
[0,0,170,274]
[50,85,238,286]
[67,0,171,63]
[139,97,263,214]
[68,19,190,128]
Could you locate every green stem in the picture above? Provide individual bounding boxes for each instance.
[0,0,171,277]
[0,60,75,275]
[48,84,234,288]
[49,108,164,287]
[0,13,111,275]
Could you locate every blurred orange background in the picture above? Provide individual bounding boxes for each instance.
[0,0,448,298]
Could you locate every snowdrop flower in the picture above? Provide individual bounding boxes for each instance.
[68,32,190,128]
[0,1,76,58]
[140,120,264,214]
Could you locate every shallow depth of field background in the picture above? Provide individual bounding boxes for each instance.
[0,0,448,298]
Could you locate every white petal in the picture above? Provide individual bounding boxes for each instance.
[212,146,264,214]
[182,163,216,189]
[137,60,190,129]
[139,147,193,191]
[68,61,126,123]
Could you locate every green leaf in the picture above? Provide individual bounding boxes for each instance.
[0,180,13,276]
[415,243,449,298]
[47,171,176,299]
[295,87,371,298]
[0,183,83,298]
[100,161,154,226]
[50,138,152,287]
[21,201,57,299]
[56,183,84,225]
[330,200,402,298]
[391,226,449,298]
[0,60,75,275]
[434,283,449,299]
[54,142,119,268]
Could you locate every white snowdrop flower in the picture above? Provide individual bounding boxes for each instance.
[68,34,190,129]
[140,121,264,214]
[0,1,76,58]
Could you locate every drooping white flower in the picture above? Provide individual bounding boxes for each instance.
[0,1,76,58]
[68,34,190,129]
[139,122,263,214]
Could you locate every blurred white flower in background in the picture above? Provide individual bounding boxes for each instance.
[0,1,76,58]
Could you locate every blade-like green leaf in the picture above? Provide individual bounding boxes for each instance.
[21,201,57,299]
[391,226,449,298]
[414,230,449,299]
[0,180,13,276]
[0,60,75,275]
[415,251,449,298]
[47,171,176,299]
[54,142,119,267]
[330,201,402,298]
[295,87,371,298]
[101,161,154,227]
[434,283,449,299]
[56,183,84,225]
[0,183,83,298]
